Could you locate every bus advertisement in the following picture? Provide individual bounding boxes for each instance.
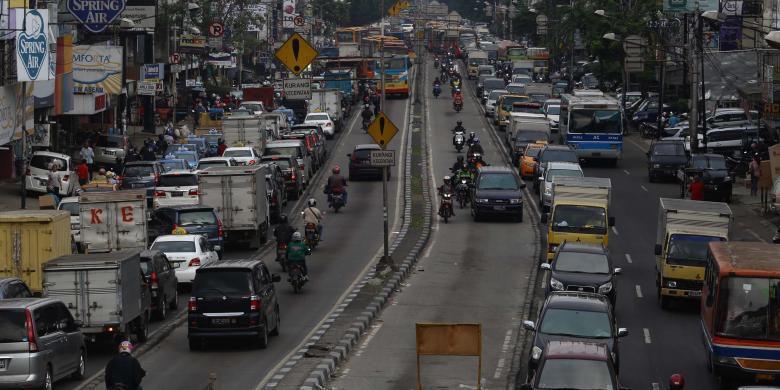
[560,92,623,164]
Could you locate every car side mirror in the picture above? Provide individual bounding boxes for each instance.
[614,267,622,275]
[540,213,548,224]
[522,320,536,331]
[540,263,551,271]
[654,244,662,256]
[608,216,615,227]
[272,274,282,283]
[617,328,629,337]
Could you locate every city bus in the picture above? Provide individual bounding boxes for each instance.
[335,27,366,47]
[559,91,623,164]
[378,55,410,98]
[360,35,403,58]
[702,241,780,385]
[527,47,550,78]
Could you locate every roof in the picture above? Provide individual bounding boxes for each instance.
[0,298,58,310]
[659,198,732,216]
[267,140,304,146]
[262,155,295,160]
[709,241,780,276]
[45,249,140,266]
[544,340,610,360]
[78,189,146,203]
[559,241,606,254]
[224,146,254,150]
[478,166,514,174]
[126,161,158,166]
[198,259,266,270]
[161,170,196,176]
[546,291,610,312]
[33,150,70,159]
[199,157,234,162]
[355,144,381,150]
[0,210,69,223]
[547,161,582,171]
[554,176,611,188]
[155,204,215,212]
[542,144,574,151]
[154,234,201,242]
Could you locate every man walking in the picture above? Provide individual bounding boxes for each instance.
[80,142,94,179]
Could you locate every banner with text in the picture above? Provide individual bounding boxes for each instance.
[72,45,123,94]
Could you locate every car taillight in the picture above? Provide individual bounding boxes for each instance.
[248,160,256,165]
[25,309,37,352]
[188,296,197,312]
[155,190,166,197]
[188,189,199,196]
[150,271,159,289]
[291,172,296,180]
[189,258,201,267]
[327,122,333,127]
[351,154,358,162]
[250,295,261,311]
[62,174,69,182]
[217,219,224,238]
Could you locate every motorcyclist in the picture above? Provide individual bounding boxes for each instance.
[273,214,296,245]
[467,137,484,156]
[286,232,310,280]
[438,175,456,216]
[453,88,464,106]
[361,104,373,127]
[105,340,146,390]
[455,165,474,185]
[668,374,684,390]
[466,131,477,146]
[451,155,466,173]
[452,120,466,134]
[326,165,348,205]
[303,198,324,241]
[433,77,441,87]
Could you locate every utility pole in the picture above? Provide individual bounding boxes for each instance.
[689,13,699,154]
[380,0,390,268]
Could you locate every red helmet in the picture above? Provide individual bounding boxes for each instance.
[669,374,684,390]
[332,165,341,174]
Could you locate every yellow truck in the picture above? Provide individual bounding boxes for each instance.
[495,94,530,130]
[467,50,488,79]
[0,210,71,294]
[541,177,613,261]
[655,198,732,309]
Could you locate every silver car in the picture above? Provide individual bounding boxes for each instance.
[93,134,129,166]
[0,298,86,389]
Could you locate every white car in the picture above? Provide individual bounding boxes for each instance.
[304,112,335,138]
[223,147,261,165]
[197,157,238,170]
[57,196,81,247]
[485,89,508,118]
[150,234,219,284]
[154,171,200,208]
[540,161,584,210]
[545,104,561,132]
[239,101,265,116]
[505,83,527,95]
[25,151,78,196]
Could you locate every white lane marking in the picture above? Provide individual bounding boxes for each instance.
[342,368,350,375]
[422,62,439,260]
[353,322,384,357]
[625,254,633,264]
[643,328,652,344]
[746,228,768,243]
[494,358,506,379]
[492,329,513,379]
[623,169,630,175]
[635,285,643,298]
[652,382,660,390]
[641,185,648,192]
[612,226,619,236]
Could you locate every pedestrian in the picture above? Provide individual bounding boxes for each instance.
[749,155,761,196]
[105,340,146,390]
[217,139,227,156]
[689,174,705,201]
[141,144,156,161]
[80,142,94,180]
[668,112,680,127]
[76,159,89,186]
[46,162,61,204]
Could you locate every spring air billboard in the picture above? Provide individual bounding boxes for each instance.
[16,9,50,82]
[68,0,126,33]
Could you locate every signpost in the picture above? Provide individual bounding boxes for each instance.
[208,21,224,49]
[274,33,318,76]
[367,111,399,267]
[283,78,312,100]
[369,150,396,166]
[367,112,399,149]
[137,82,156,96]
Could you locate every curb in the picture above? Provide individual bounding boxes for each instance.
[265,64,434,390]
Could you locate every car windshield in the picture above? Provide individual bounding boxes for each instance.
[306,114,329,121]
[265,147,299,157]
[552,205,607,234]
[692,156,727,170]
[506,85,526,95]
[178,211,217,226]
[241,104,262,112]
[193,270,252,296]
[525,147,542,158]
[540,308,612,338]
[173,152,197,162]
[556,251,610,274]
[716,276,780,341]
[536,359,614,390]
[224,149,253,158]
[570,109,622,134]
[30,155,68,171]
[541,150,578,163]
[198,161,228,169]
[547,168,583,182]
[516,131,549,143]
[502,96,529,111]
[151,240,196,253]
[0,310,26,343]
[547,106,561,115]
[95,135,123,147]
[123,165,154,177]
[513,105,541,114]
[161,161,187,172]
[58,202,80,216]
[667,234,725,266]
[159,175,198,187]
[653,143,685,156]
[478,173,519,190]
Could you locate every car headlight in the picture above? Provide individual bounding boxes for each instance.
[653,163,661,168]
[724,176,732,183]
[666,280,677,288]
[509,198,522,204]
[476,198,489,203]
[598,281,613,294]
[550,278,564,291]
[531,346,543,361]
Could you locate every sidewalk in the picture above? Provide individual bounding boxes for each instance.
[729,178,778,243]
[0,179,38,210]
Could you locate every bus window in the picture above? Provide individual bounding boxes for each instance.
[716,277,780,340]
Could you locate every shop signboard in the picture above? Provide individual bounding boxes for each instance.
[141,63,163,82]
[15,9,50,82]
[67,0,126,33]
[72,45,123,95]
[121,0,155,29]
[0,83,34,145]
[179,34,207,54]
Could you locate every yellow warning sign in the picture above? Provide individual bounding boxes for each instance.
[275,33,318,76]
[367,112,399,149]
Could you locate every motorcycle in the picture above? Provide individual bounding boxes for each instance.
[439,192,453,223]
[288,264,307,293]
[455,177,471,209]
[433,84,441,98]
[362,118,371,132]
[304,222,319,248]
[434,59,440,69]
[453,96,463,112]
[441,72,448,82]
[329,192,345,213]
[453,131,465,152]
[276,241,288,271]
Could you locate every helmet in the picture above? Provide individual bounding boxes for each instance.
[457,120,463,125]
[668,374,684,390]
[332,165,341,174]
[292,232,302,241]
[457,156,464,162]
[443,175,451,183]
[118,340,133,354]
[469,131,476,138]
[308,198,317,207]
[473,137,480,144]
[280,214,288,223]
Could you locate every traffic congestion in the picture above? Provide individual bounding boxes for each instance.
[2,1,780,390]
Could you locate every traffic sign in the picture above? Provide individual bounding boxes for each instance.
[170,53,180,64]
[367,112,399,149]
[370,150,396,166]
[275,33,318,76]
[294,15,305,27]
[283,77,312,100]
[208,21,224,37]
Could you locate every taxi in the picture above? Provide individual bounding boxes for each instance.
[519,142,548,180]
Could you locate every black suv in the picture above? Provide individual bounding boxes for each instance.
[120,161,164,206]
[471,166,526,222]
[261,155,303,200]
[647,140,687,182]
[148,206,224,258]
[683,153,733,203]
[523,292,627,377]
[140,250,178,320]
[188,260,281,350]
[541,242,620,305]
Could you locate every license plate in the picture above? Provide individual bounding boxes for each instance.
[494,206,506,211]
[105,150,115,156]
[212,318,233,325]
[172,261,182,269]
[689,291,702,297]
[171,192,183,197]
[132,183,145,188]
[757,373,775,381]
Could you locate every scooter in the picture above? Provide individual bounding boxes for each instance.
[453,98,463,112]
[276,241,288,271]
[453,131,465,152]
[434,58,440,69]
[362,118,371,132]
[433,84,441,98]
[329,192,345,213]
[304,222,319,248]
[455,177,471,208]
[288,264,307,293]
[439,192,453,223]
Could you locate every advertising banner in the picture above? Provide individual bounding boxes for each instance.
[283,0,295,29]
[179,34,207,54]
[122,0,155,29]
[141,63,163,82]
[67,0,126,33]
[246,4,267,32]
[0,83,34,145]
[72,45,123,94]
[15,9,50,82]
[719,16,742,51]
[663,0,718,12]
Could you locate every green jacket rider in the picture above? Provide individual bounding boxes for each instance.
[286,232,310,278]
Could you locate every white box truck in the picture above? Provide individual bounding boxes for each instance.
[222,116,267,155]
[309,89,345,131]
[78,190,147,253]
[43,249,152,342]
[198,166,270,249]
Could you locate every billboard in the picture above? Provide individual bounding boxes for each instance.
[283,0,295,29]
[72,45,123,94]
[663,0,718,12]
[122,0,155,29]
[15,9,50,82]
[0,83,34,145]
